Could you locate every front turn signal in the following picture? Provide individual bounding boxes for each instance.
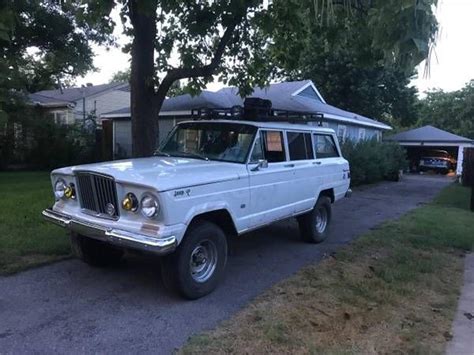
[122,193,138,212]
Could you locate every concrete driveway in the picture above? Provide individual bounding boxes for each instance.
[0,175,451,354]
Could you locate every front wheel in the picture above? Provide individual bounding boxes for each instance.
[160,221,228,299]
[298,196,332,243]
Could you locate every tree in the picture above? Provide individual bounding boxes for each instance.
[284,18,420,126]
[110,69,131,83]
[263,0,438,126]
[0,0,115,168]
[122,0,269,157]
[418,81,474,139]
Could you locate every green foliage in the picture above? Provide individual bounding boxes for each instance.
[341,139,407,186]
[0,0,114,164]
[110,69,130,83]
[263,0,438,126]
[418,81,474,140]
[26,121,97,170]
[0,172,70,275]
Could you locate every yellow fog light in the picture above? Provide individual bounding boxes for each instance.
[64,184,76,199]
[122,193,138,212]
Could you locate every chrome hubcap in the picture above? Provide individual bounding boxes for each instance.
[315,207,328,233]
[189,240,218,283]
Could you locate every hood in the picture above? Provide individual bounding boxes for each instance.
[52,157,246,191]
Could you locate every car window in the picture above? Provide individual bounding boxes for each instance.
[313,134,339,158]
[287,132,314,160]
[250,130,286,163]
[249,132,264,162]
[160,122,256,163]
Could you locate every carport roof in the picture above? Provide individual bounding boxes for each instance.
[385,125,473,144]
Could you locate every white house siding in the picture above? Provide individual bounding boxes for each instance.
[113,118,185,158]
[73,90,130,125]
[323,122,379,142]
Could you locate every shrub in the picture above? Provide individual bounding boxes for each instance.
[340,139,407,186]
[26,121,97,170]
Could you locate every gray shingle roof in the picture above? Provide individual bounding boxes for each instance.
[385,125,473,143]
[29,82,128,105]
[102,80,391,130]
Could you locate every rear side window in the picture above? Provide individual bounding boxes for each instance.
[287,132,314,160]
[250,130,286,163]
[314,134,339,158]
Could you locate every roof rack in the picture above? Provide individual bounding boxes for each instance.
[191,97,324,124]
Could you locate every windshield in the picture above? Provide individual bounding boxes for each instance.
[159,122,257,163]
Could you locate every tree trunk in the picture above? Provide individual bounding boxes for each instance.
[129,0,158,158]
[471,186,474,212]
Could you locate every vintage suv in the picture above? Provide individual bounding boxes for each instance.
[43,101,351,299]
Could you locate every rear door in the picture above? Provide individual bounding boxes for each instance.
[313,133,349,200]
[285,130,317,213]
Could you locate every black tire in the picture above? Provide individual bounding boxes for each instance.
[70,233,124,267]
[160,220,228,300]
[298,196,332,243]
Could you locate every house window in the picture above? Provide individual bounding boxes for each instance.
[359,128,366,141]
[50,110,71,125]
[337,125,347,142]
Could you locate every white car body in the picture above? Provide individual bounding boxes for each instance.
[43,120,351,255]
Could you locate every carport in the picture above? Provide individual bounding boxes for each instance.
[385,125,474,176]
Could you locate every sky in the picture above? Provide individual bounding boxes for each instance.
[76,0,474,95]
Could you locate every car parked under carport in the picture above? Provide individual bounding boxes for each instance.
[385,125,474,176]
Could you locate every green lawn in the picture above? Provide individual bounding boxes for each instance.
[182,183,474,354]
[0,172,71,274]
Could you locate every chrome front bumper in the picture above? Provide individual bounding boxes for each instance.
[42,208,177,255]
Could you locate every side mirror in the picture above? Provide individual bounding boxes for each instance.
[251,159,268,171]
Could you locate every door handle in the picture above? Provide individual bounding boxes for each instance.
[284,164,295,168]
[313,161,322,165]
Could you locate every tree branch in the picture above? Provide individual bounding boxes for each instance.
[155,17,241,106]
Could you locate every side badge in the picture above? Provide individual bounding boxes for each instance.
[174,189,191,198]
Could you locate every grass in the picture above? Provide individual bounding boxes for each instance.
[0,172,71,275]
[182,183,474,354]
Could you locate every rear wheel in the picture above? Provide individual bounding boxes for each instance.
[161,221,227,299]
[70,233,123,267]
[298,196,332,243]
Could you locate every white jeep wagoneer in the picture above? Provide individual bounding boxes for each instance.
[43,100,351,299]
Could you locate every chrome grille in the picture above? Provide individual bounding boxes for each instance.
[76,172,119,219]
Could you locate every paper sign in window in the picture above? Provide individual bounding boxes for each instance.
[265,131,283,152]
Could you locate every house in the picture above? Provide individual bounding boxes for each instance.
[101,80,392,158]
[28,82,130,126]
[385,125,474,176]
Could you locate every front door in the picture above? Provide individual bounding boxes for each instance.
[247,130,294,228]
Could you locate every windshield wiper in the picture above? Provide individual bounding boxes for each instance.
[153,150,171,157]
[174,151,209,161]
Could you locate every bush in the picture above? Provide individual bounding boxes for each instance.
[341,139,407,186]
[26,121,97,170]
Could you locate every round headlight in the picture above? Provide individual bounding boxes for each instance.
[54,178,67,200]
[140,194,159,218]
